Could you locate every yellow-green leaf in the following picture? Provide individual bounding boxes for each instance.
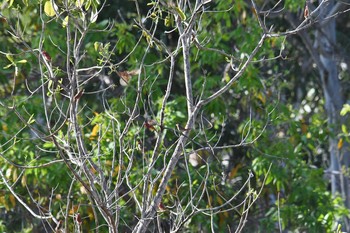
[147,1,156,6]
[44,1,56,17]
[164,15,171,27]
[94,42,102,51]
[21,175,27,187]
[342,124,348,134]
[76,0,85,8]
[90,8,98,23]
[340,104,350,116]
[85,0,91,10]
[7,0,14,7]
[175,7,186,21]
[62,16,69,27]
[3,64,13,69]
[6,54,14,63]
[27,114,35,124]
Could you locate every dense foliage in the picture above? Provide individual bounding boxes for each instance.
[0,0,350,232]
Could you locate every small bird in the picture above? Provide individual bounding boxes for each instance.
[136,139,143,151]
[75,213,82,225]
[157,202,166,212]
[42,50,51,62]
[116,69,140,86]
[304,4,309,19]
[74,89,84,101]
[176,124,189,134]
[55,220,63,232]
[144,119,157,131]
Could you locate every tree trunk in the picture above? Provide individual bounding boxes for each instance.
[315,0,350,229]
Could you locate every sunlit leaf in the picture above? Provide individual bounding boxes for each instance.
[90,8,98,23]
[147,1,156,6]
[6,167,12,179]
[7,0,14,7]
[44,1,56,17]
[3,63,13,69]
[21,175,27,187]
[94,41,102,51]
[12,168,18,182]
[340,104,350,116]
[164,15,171,27]
[75,0,85,8]
[17,59,27,63]
[43,141,55,148]
[341,124,348,134]
[27,114,35,124]
[85,0,92,10]
[6,53,14,63]
[62,16,69,27]
[175,6,186,21]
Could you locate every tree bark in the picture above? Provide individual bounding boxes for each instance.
[315,0,350,229]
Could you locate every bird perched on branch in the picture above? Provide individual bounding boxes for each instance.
[304,4,309,19]
[116,69,140,86]
[42,50,51,63]
[144,119,157,131]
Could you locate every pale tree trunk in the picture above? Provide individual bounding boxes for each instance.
[314,0,350,229]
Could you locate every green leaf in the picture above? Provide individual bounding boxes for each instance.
[94,42,102,51]
[62,16,69,27]
[147,1,156,6]
[164,16,170,27]
[7,0,14,7]
[265,174,273,185]
[340,104,350,116]
[48,79,53,89]
[17,59,27,64]
[6,54,14,63]
[75,0,85,8]
[43,141,55,148]
[3,63,13,69]
[90,8,98,23]
[175,7,186,21]
[27,114,35,124]
[44,1,56,17]
[341,124,348,134]
[85,0,92,10]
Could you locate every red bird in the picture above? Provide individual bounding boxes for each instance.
[157,202,166,212]
[42,51,51,62]
[75,213,82,225]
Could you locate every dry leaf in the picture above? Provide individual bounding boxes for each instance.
[228,163,242,180]
[90,124,99,140]
[338,138,343,150]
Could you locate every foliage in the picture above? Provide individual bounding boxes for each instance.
[0,0,350,232]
